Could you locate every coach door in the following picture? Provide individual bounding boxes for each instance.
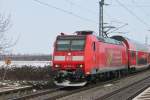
[129,51,136,66]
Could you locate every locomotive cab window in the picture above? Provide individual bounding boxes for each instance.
[56,36,85,51]
[71,40,85,51]
[57,40,70,51]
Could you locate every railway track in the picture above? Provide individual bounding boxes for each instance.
[0,86,33,100]
[12,87,62,100]
[12,82,112,100]
[11,78,124,100]
[0,86,32,95]
[0,69,146,100]
[96,76,150,100]
[57,69,150,100]
[11,69,150,100]
[0,80,55,100]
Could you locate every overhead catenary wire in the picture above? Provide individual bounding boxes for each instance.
[64,0,98,15]
[33,0,98,24]
[132,1,150,19]
[64,0,128,36]
[115,0,149,28]
[110,4,150,7]
[109,0,150,7]
[109,23,128,33]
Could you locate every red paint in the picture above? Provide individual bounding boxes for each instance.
[52,32,150,75]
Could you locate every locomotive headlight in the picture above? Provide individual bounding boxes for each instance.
[79,64,83,68]
[55,64,60,68]
[86,72,90,75]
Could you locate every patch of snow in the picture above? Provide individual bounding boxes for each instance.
[0,61,52,67]
[103,84,113,87]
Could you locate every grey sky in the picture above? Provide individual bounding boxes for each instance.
[1,0,150,54]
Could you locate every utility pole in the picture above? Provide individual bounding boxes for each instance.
[99,0,104,37]
[145,35,148,45]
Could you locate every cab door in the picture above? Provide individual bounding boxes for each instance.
[92,41,98,70]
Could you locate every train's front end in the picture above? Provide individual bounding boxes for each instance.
[52,32,87,87]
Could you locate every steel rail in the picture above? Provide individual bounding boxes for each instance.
[12,87,61,100]
[95,76,150,100]
[0,86,33,95]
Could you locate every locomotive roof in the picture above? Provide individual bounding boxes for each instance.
[111,35,150,52]
[97,36,123,45]
[57,35,86,40]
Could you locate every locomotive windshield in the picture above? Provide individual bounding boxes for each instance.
[71,40,85,50]
[57,40,70,51]
[56,37,85,51]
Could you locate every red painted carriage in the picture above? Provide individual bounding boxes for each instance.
[52,31,150,86]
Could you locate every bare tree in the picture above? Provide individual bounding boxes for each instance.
[0,14,14,54]
[0,14,16,81]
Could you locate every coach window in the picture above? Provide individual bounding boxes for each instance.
[92,42,96,51]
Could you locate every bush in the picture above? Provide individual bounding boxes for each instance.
[0,65,53,81]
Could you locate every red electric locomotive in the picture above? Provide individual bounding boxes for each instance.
[52,31,150,87]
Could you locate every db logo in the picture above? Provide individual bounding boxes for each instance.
[66,56,72,61]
